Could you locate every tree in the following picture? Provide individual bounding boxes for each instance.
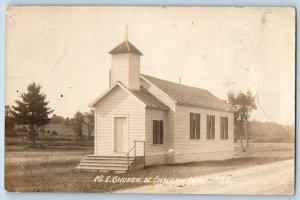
[50,114,65,124]
[12,82,54,146]
[83,110,94,137]
[248,121,294,143]
[73,111,84,136]
[227,90,257,151]
[64,117,70,128]
[5,105,16,137]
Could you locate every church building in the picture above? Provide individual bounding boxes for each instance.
[78,35,234,173]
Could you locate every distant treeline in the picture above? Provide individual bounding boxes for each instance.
[235,120,294,143]
[49,112,94,137]
[5,107,94,138]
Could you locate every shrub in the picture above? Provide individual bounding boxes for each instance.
[17,126,28,132]
[5,129,17,137]
[51,131,58,135]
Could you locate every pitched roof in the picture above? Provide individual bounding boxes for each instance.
[89,81,168,110]
[141,74,234,112]
[109,40,143,56]
[131,87,169,110]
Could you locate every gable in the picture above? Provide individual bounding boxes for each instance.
[90,83,145,108]
[90,82,169,110]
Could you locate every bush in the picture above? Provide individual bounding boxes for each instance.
[17,126,28,132]
[51,131,58,135]
[40,129,46,133]
[5,129,17,137]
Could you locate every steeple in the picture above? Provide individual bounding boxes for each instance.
[125,25,128,41]
[109,26,143,56]
[109,40,143,56]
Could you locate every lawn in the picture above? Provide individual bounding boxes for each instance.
[4,143,294,192]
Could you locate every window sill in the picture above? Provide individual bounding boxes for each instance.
[151,144,164,146]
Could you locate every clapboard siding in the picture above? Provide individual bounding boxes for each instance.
[175,151,234,163]
[145,108,167,166]
[111,54,129,87]
[94,86,145,155]
[111,53,140,91]
[174,104,234,163]
[141,78,176,163]
[128,53,140,91]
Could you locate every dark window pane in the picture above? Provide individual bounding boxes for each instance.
[159,120,163,144]
[220,117,224,139]
[220,117,228,140]
[196,113,200,139]
[212,115,215,139]
[153,120,164,144]
[153,120,159,144]
[190,113,194,139]
[225,117,228,139]
[207,115,215,139]
[207,115,209,139]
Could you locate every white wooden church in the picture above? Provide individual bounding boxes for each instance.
[78,36,234,173]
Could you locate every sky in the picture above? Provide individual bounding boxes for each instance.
[5,6,295,125]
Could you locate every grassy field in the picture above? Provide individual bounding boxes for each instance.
[5,137,93,148]
[15,123,92,137]
[5,143,294,192]
[6,123,94,148]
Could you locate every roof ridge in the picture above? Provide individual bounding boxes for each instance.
[141,74,234,112]
[141,74,209,92]
[125,40,130,51]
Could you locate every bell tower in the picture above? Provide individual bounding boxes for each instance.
[108,28,143,91]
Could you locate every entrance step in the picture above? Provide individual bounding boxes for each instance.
[77,154,137,173]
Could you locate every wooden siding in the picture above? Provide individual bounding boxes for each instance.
[174,104,234,163]
[111,53,140,91]
[94,86,145,156]
[111,53,129,87]
[141,79,176,163]
[128,53,140,90]
[145,108,167,166]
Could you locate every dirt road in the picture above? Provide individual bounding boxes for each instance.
[117,159,294,195]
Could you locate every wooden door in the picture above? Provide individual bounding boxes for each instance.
[114,117,127,153]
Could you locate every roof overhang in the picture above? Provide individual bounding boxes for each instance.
[176,102,235,113]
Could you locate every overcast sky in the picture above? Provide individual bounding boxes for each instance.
[5,6,295,125]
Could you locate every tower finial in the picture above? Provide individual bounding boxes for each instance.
[125,25,128,41]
